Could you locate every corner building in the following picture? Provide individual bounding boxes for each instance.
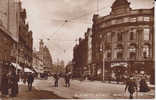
[92,0,154,81]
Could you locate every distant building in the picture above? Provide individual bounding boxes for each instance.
[92,0,154,80]
[34,40,53,72]
[72,28,92,78]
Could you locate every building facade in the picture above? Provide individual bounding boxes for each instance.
[92,0,154,81]
[0,0,34,86]
[18,6,33,69]
[34,40,53,72]
[0,27,17,87]
[72,28,92,78]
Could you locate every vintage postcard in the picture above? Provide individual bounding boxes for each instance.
[0,0,155,99]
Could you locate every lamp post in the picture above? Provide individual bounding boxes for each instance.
[100,35,105,81]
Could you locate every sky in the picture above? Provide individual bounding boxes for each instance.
[22,0,153,64]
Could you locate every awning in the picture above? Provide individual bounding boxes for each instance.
[11,63,23,70]
[33,66,44,73]
[24,68,34,73]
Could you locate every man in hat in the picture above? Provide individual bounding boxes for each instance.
[125,77,137,99]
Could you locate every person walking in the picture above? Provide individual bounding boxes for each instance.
[139,77,150,92]
[53,73,59,87]
[64,73,71,87]
[125,77,137,99]
[27,72,34,91]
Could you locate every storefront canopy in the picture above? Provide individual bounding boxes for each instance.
[24,68,34,73]
[33,66,44,73]
[11,63,23,70]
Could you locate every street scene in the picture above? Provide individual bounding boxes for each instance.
[0,0,155,99]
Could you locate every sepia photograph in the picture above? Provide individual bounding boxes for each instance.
[0,0,155,99]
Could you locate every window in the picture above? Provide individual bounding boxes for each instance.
[107,50,111,58]
[137,16,143,21]
[111,20,116,24]
[129,45,136,59]
[117,32,122,41]
[143,45,150,59]
[130,32,134,40]
[130,29,136,40]
[144,17,150,21]
[107,32,111,42]
[130,17,137,22]
[101,23,106,28]
[117,18,123,24]
[117,52,123,59]
[124,17,129,23]
[143,28,150,40]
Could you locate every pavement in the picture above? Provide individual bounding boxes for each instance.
[0,77,155,99]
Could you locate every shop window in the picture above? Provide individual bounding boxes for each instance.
[143,28,150,40]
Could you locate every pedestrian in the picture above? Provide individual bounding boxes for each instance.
[1,71,9,97]
[53,73,59,87]
[10,69,19,97]
[64,73,71,87]
[125,77,137,99]
[23,73,27,84]
[139,77,150,92]
[27,72,34,91]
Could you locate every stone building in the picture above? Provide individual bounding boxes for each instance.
[92,0,154,81]
[0,0,20,88]
[0,0,34,86]
[18,6,33,69]
[0,26,17,87]
[72,28,92,78]
[34,40,53,72]
[32,49,44,73]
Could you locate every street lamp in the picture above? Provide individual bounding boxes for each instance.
[100,34,105,81]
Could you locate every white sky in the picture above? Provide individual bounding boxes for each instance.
[22,0,153,64]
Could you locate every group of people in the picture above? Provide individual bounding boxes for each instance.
[53,73,71,88]
[1,66,35,98]
[125,76,150,99]
[1,68,19,97]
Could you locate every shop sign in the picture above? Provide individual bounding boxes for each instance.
[111,62,128,68]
